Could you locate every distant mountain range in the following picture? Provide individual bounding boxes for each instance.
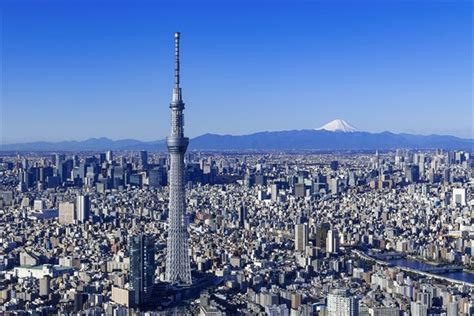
[2,130,472,152]
[0,138,166,152]
[190,130,472,151]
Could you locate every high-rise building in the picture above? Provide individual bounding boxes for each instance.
[58,202,75,224]
[410,301,427,316]
[295,223,308,252]
[452,188,466,206]
[165,32,192,285]
[54,153,65,167]
[416,291,431,308]
[34,199,45,211]
[330,178,339,195]
[106,150,113,163]
[148,167,167,188]
[129,234,155,307]
[370,306,399,316]
[140,150,148,169]
[447,300,458,316]
[58,159,73,182]
[76,195,90,223]
[39,277,50,297]
[326,229,340,254]
[295,183,306,198]
[327,289,359,316]
[99,153,106,164]
[315,222,330,248]
[271,183,280,202]
[406,165,420,183]
[238,204,247,228]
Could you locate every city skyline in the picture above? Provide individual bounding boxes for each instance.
[1,0,472,144]
[1,1,473,314]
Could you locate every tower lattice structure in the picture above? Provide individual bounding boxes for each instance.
[165,32,192,285]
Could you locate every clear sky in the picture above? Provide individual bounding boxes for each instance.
[1,0,472,144]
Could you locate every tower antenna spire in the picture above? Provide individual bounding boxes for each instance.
[174,32,180,87]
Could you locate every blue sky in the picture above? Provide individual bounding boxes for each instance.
[1,0,472,143]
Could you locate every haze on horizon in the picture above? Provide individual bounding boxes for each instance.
[1,0,472,144]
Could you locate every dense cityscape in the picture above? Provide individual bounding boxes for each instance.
[0,147,472,315]
[1,2,472,315]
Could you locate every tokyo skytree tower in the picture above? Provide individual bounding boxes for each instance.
[165,32,192,285]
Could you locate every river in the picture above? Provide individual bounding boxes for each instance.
[387,258,474,284]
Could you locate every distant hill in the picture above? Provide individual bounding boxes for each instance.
[0,137,166,152]
[1,131,472,152]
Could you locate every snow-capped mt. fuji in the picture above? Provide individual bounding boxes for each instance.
[316,119,358,132]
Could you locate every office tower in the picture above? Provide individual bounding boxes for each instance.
[54,153,65,167]
[149,167,167,188]
[330,160,339,171]
[106,150,113,163]
[255,173,267,186]
[58,202,75,224]
[416,291,431,308]
[119,156,127,167]
[452,188,466,206]
[295,223,308,252]
[77,162,87,180]
[129,234,155,307]
[73,292,85,312]
[165,32,192,285]
[348,171,357,187]
[72,154,79,167]
[443,168,451,183]
[58,159,73,182]
[295,183,306,198]
[39,277,50,297]
[238,204,247,227]
[21,157,28,170]
[140,150,148,169]
[76,195,90,223]
[315,223,330,248]
[271,183,280,202]
[410,301,427,316]
[447,300,458,316]
[326,229,340,254]
[34,199,45,211]
[129,174,143,188]
[291,292,302,310]
[327,289,359,316]
[243,172,255,188]
[418,153,425,175]
[406,165,420,183]
[374,150,380,169]
[330,178,339,195]
[39,166,53,182]
[99,153,106,164]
